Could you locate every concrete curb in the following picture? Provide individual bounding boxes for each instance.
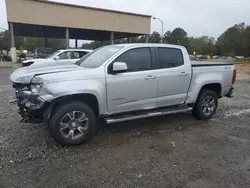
[0,62,21,69]
[0,66,13,69]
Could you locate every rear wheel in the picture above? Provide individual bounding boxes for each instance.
[193,89,218,120]
[49,101,96,146]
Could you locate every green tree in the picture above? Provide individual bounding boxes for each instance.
[21,37,65,51]
[216,23,246,56]
[82,41,101,49]
[138,35,147,43]
[80,24,250,57]
[0,31,10,50]
[163,31,171,43]
[148,31,161,43]
[169,28,188,47]
[21,37,45,51]
[128,36,139,43]
[47,38,66,50]
[241,25,250,56]
[187,36,216,55]
[81,35,146,49]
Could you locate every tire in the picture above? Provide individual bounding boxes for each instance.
[192,89,218,120]
[49,101,96,146]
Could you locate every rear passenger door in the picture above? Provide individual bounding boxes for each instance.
[155,47,192,107]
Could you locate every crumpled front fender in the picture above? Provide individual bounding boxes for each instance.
[39,79,107,115]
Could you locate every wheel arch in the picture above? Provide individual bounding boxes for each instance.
[44,93,100,123]
[199,83,222,98]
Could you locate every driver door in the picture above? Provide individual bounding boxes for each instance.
[106,47,158,114]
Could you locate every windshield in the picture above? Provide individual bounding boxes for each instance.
[76,46,124,68]
[45,51,61,59]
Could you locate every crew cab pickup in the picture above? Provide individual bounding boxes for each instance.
[10,44,236,146]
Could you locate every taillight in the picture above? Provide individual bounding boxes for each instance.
[232,69,237,84]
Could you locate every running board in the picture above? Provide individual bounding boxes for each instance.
[105,107,193,124]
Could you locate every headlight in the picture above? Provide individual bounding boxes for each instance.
[31,77,43,84]
[16,75,34,84]
[30,77,43,93]
[30,84,43,93]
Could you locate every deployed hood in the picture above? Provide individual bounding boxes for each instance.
[10,61,81,84]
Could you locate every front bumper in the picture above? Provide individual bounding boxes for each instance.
[10,87,46,123]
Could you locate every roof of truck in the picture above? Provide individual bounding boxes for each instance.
[113,43,187,49]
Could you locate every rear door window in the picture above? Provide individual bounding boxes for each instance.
[157,48,184,69]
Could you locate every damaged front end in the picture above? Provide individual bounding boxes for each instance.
[11,81,47,123]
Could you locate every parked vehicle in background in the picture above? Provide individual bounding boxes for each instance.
[22,49,93,67]
[34,48,53,59]
[189,56,197,61]
[212,55,220,59]
[197,55,209,61]
[10,43,236,146]
[236,56,244,60]
[26,51,34,58]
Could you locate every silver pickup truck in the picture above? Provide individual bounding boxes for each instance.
[10,44,236,146]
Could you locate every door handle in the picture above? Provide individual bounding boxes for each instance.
[178,72,188,76]
[144,75,156,80]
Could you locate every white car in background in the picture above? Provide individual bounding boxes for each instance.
[22,49,93,67]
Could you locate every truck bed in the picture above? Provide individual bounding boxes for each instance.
[185,61,235,104]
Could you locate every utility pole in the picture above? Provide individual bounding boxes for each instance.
[153,17,164,43]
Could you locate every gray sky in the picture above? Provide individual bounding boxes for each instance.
[1,0,250,38]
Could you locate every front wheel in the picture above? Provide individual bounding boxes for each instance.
[193,89,218,120]
[49,101,96,146]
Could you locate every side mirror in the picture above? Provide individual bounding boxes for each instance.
[112,62,128,74]
[54,56,59,60]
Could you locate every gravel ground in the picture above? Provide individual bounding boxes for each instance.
[1,70,250,188]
